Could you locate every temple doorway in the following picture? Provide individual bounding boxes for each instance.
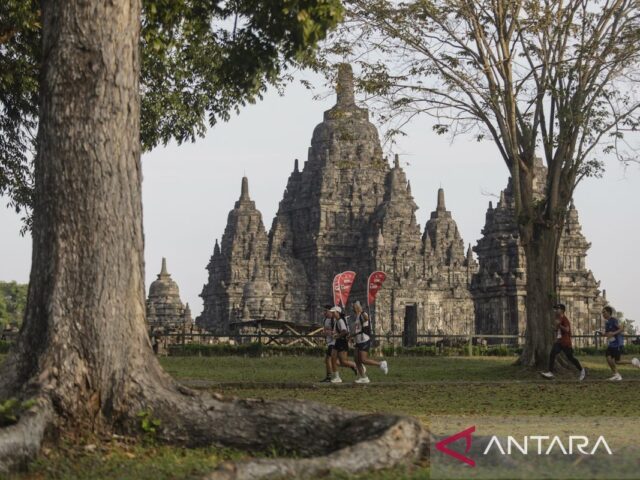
[403,305,418,347]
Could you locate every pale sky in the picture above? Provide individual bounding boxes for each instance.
[1,71,639,322]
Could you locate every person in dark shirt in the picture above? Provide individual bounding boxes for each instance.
[540,304,586,381]
[602,306,624,381]
[319,304,336,383]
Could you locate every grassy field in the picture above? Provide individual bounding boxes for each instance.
[2,353,640,479]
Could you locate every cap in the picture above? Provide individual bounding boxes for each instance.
[553,303,566,311]
[330,306,342,313]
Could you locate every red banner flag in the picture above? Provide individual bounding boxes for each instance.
[332,273,342,306]
[367,271,387,306]
[338,271,356,307]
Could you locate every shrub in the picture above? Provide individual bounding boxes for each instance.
[168,343,325,357]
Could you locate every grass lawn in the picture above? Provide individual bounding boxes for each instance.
[2,353,640,479]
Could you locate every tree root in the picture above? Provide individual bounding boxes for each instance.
[0,368,428,479]
[136,385,429,480]
[204,414,427,480]
[0,397,53,474]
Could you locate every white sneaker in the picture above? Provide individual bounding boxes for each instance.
[330,374,342,384]
[540,371,554,379]
[631,357,640,368]
[380,360,388,375]
[607,373,622,381]
[355,376,370,384]
[579,369,586,381]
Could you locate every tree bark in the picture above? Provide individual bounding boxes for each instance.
[0,0,427,476]
[518,222,562,368]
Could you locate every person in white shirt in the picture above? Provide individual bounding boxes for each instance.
[329,306,357,383]
[352,301,388,384]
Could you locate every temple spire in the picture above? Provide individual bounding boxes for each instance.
[294,158,299,173]
[437,188,446,211]
[240,176,250,201]
[160,257,168,276]
[214,239,220,256]
[336,63,355,107]
[394,153,400,168]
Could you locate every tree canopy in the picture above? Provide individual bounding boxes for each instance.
[321,0,640,366]
[0,0,344,218]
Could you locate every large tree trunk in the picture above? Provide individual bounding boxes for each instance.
[518,222,562,368]
[0,0,426,476]
[514,160,569,369]
[0,0,164,427]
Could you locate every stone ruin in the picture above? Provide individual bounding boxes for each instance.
[146,258,193,331]
[191,63,607,341]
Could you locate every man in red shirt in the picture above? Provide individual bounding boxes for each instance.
[540,304,586,381]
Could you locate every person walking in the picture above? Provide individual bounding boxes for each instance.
[352,301,388,383]
[540,304,586,381]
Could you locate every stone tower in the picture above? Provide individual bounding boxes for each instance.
[146,258,189,329]
[471,165,605,339]
[198,177,270,331]
[197,64,478,335]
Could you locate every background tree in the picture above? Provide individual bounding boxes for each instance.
[1,0,344,218]
[0,281,28,329]
[0,0,39,223]
[322,0,640,367]
[0,0,426,476]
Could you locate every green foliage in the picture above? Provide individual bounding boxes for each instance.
[137,410,162,442]
[0,280,28,328]
[140,0,343,151]
[0,397,35,427]
[0,0,344,217]
[0,0,39,222]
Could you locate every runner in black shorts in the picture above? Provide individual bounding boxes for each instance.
[352,301,388,384]
[329,306,357,383]
[602,306,624,381]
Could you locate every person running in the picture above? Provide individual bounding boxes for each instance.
[319,304,337,383]
[602,306,625,381]
[540,304,586,381]
[352,301,387,384]
[329,306,357,383]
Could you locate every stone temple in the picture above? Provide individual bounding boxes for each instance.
[472,170,606,339]
[196,64,606,341]
[146,258,193,331]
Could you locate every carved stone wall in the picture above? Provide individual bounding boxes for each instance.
[197,64,607,340]
[471,164,606,339]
